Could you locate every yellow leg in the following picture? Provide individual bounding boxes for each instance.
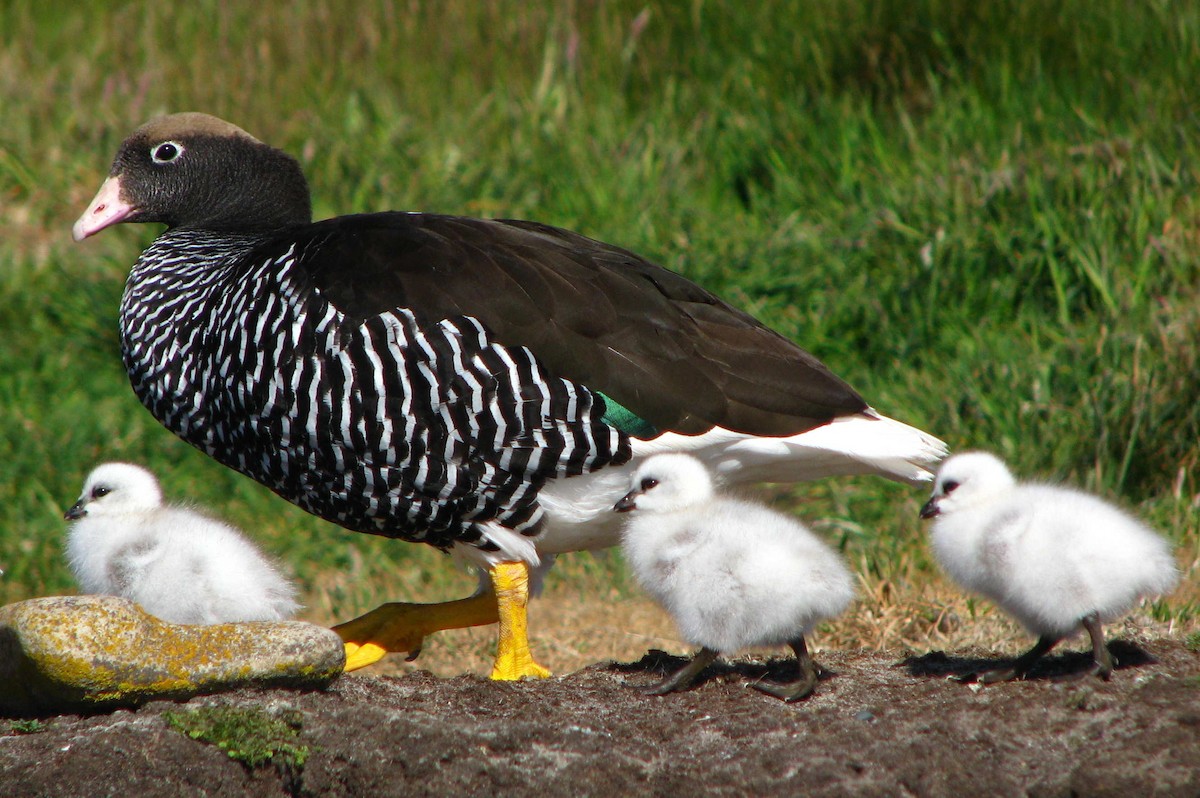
[333,593,498,672]
[489,561,552,681]
[331,560,551,679]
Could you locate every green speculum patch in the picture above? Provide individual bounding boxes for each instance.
[597,393,659,439]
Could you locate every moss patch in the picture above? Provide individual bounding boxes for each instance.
[164,705,309,769]
[8,719,47,735]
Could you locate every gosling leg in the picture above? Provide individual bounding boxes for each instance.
[641,647,720,696]
[975,634,1061,684]
[1081,611,1114,680]
[752,636,820,702]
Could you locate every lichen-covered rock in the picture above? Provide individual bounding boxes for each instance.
[0,596,344,716]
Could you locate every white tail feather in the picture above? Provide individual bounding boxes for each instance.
[633,409,947,485]
[532,409,947,555]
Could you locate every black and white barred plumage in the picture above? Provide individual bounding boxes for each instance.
[121,227,627,551]
[76,113,945,564]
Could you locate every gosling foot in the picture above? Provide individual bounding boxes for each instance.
[638,648,720,696]
[750,636,821,703]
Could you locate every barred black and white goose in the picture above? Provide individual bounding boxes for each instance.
[74,113,946,679]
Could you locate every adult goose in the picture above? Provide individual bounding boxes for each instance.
[74,113,945,679]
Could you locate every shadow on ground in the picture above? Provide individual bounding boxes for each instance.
[900,639,1159,681]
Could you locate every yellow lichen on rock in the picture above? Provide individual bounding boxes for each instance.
[0,596,344,715]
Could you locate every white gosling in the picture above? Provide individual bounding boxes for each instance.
[615,453,855,701]
[64,463,300,625]
[920,451,1179,683]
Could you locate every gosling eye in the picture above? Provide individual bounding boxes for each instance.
[941,479,960,495]
[91,485,112,500]
[639,477,659,492]
[150,141,184,164]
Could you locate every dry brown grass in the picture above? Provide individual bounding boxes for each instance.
[306,558,1198,679]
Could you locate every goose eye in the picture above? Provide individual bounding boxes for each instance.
[941,479,960,495]
[640,477,659,491]
[151,142,183,163]
[91,485,112,499]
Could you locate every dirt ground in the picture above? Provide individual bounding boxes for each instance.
[0,637,1196,797]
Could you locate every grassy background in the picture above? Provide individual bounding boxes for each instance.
[1,0,1197,674]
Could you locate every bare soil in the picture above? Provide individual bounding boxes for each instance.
[1,638,1197,797]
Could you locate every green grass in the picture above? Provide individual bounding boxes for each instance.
[0,1,1196,640]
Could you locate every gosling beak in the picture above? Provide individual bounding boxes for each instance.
[64,501,87,521]
[918,497,940,520]
[614,490,638,513]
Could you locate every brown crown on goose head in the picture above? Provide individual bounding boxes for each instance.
[73,112,311,240]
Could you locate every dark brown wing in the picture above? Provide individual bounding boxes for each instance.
[284,212,867,436]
